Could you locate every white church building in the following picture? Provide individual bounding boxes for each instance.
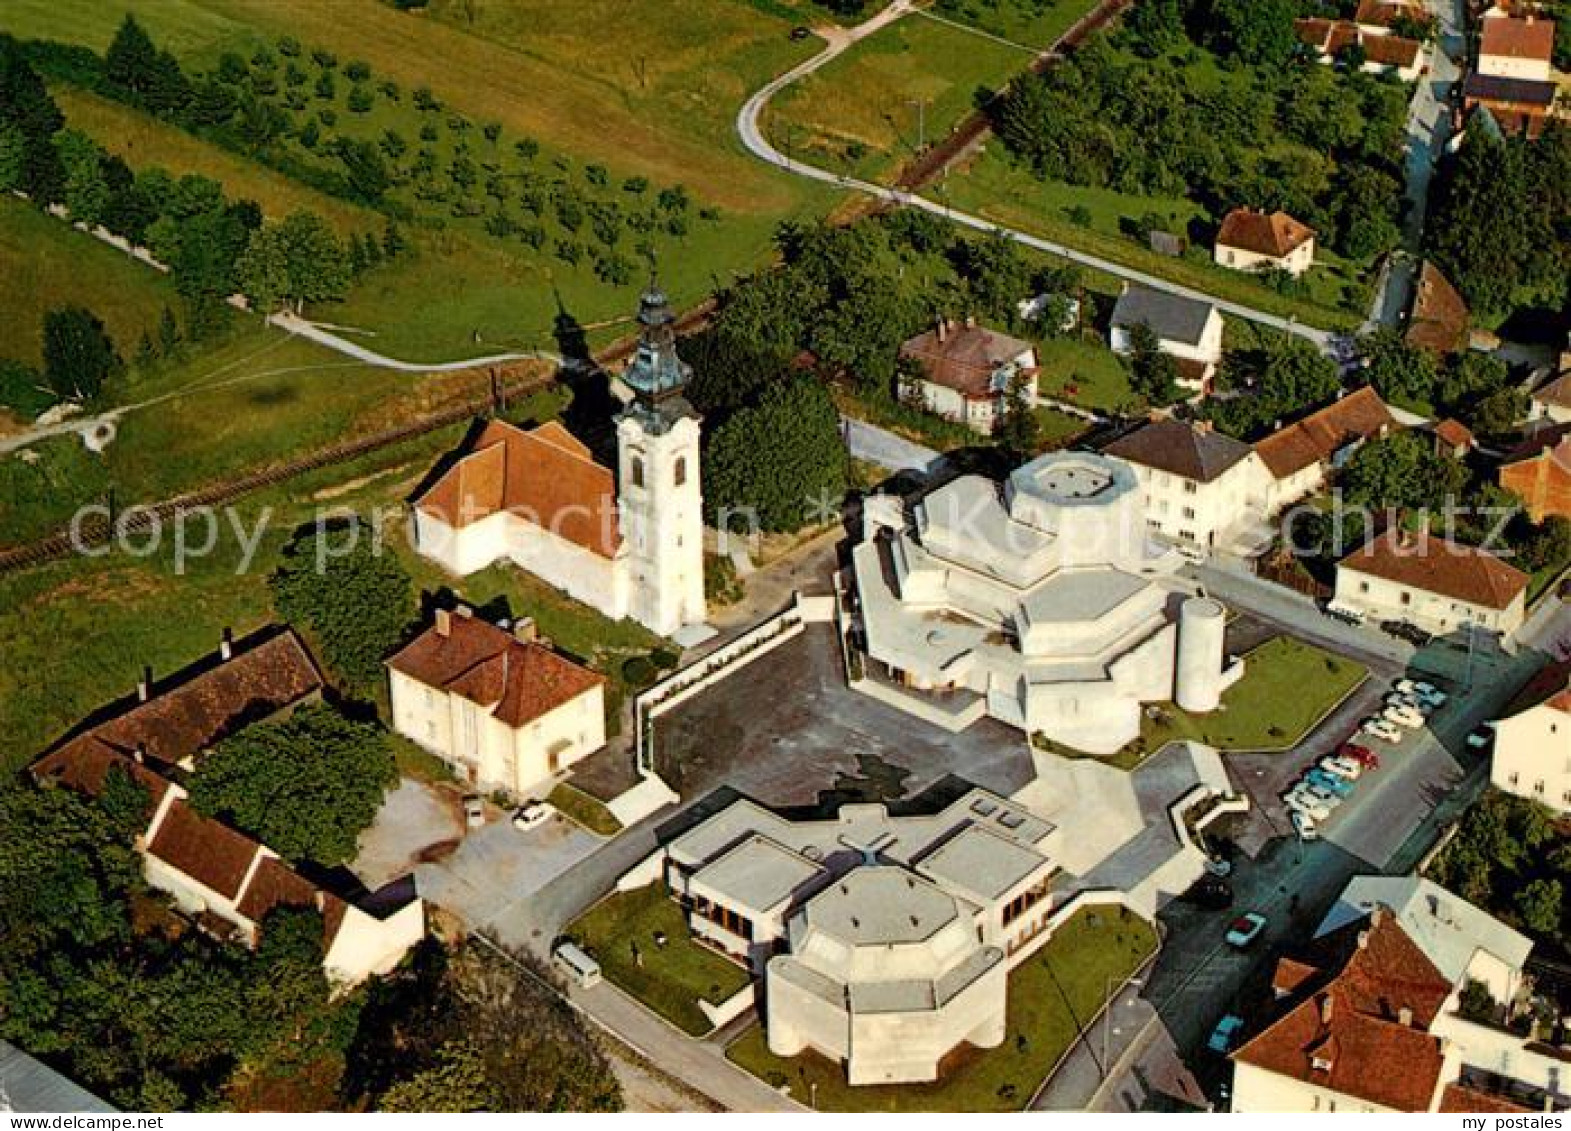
[850,450,1242,754]
[411,285,707,639]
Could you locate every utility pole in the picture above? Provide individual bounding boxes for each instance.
[906,98,930,152]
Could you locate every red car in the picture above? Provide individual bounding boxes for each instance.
[1339,742,1380,770]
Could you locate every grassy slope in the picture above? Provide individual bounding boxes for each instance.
[53,85,376,233]
[0,195,182,369]
[729,905,1157,1111]
[764,16,1034,181]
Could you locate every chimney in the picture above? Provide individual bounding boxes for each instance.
[133,742,147,764]
[136,665,152,703]
[936,318,948,343]
[1195,419,1213,434]
[435,607,452,638]
[456,604,473,619]
[219,627,234,662]
[1398,1005,1413,1026]
[964,313,976,329]
[1357,929,1370,950]
[513,617,537,644]
[1320,994,1335,1025]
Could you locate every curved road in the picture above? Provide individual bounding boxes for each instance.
[737,2,1332,350]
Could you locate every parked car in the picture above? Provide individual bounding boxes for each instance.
[1284,788,1334,821]
[1188,874,1234,910]
[513,800,553,830]
[1383,704,1425,729]
[1324,602,1365,626]
[1320,755,1364,780]
[1226,912,1268,948]
[1362,716,1404,743]
[1387,691,1432,716]
[1396,678,1440,698]
[463,794,486,829]
[552,941,602,989]
[1208,1014,1247,1054]
[789,24,812,39]
[1291,809,1319,841]
[1338,743,1380,770]
[1306,769,1355,797]
[1466,726,1494,750]
[1205,856,1233,878]
[1300,782,1345,809]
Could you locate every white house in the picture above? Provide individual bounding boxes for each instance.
[658,790,1058,1085]
[850,450,1242,753]
[1294,17,1428,81]
[411,285,707,640]
[387,607,607,798]
[1490,660,1571,812]
[898,318,1038,435]
[31,630,424,985]
[1334,532,1530,637]
[1478,11,1555,81]
[1104,417,1274,556]
[1109,285,1225,392]
[1252,386,1395,513]
[1214,209,1317,278]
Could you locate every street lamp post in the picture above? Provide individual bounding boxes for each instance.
[1101,976,1145,1080]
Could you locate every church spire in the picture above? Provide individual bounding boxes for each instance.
[622,276,692,409]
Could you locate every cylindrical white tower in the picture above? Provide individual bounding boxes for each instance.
[1175,596,1226,714]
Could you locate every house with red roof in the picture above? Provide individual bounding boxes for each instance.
[1333,531,1530,636]
[1213,209,1317,277]
[1499,428,1571,520]
[1294,16,1428,81]
[387,607,607,797]
[1252,386,1396,512]
[31,629,424,985]
[898,318,1038,435]
[412,285,708,639]
[1490,659,1571,812]
[1465,6,1560,136]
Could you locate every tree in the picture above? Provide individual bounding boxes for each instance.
[702,377,848,533]
[1517,878,1563,937]
[237,211,351,312]
[994,368,1042,461]
[1359,326,1440,409]
[380,1041,497,1112]
[189,703,397,866]
[104,15,160,98]
[41,306,121,401]
[55,130,110,224]
[1340,431,1465,512]
[0,122,24,192]
[1124,322,1181,405]
[1202,0,1299,65]
[270,517,416,692]
[1124,0,1183,56]
[0,37,65,200]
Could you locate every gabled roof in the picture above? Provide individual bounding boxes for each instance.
[1440,1084,1532,1114]
[1355,0,1429,29]
[1407,262,1470,354]
[1234,909,1454,1112]
[900,321,1035,399]
[0,1041,116,1114]
[1339,532,1530,610]
[1216,209,1315,259]
[1501,658,1571,718]
[1111,286,1219,347]
[1532,371,1571,411]
[1364,33,1424,67]
[1480,15,1554,63]
[1253,386,1394,479]
[1463,72,1558,106]
[1434,418,1475,450]
[1104,418,1255,483]
[386,610,605,729]
[414,419,622,559]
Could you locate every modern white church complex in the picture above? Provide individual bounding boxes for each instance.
[412,285,708,639]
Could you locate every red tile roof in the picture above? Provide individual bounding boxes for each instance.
[1481,15,1554,63]
[900,322,1035,399]
[1340,532,1530,610]
[148,799,259,901]
[387,611,605,729]
[1355,0,1430,29]
[1295,17,1423,67]
[1254,386,1395,479]
[1364,33,1423,67]
[1217,209,1316,260]
[1435,418,1475,451]
[1234,909,1455,1112]
[415,419,622,559]
[1440,1084,1532,1114]
[1406,262,1470,354]
[1502,658,1571,718]
[1533,372,1571,411]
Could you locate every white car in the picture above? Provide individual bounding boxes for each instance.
[1288,783,1342,812]
[1284,790,1333,822]
[1383,705,1425,729]
[1362,717,1404,743]
[513,800,553,831]
[1320,755,1363,780]
[1386,692,1432,716]
[1291,810,1319,841]
[1397,679,1442,701]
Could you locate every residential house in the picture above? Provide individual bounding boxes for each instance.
[1252,386,1396,512]
[1295,17,1429,81]
[1213,209,1317,277]
[1109,285,1225,393]
[1355,0,1433,35]
[30,629,424,985]
[898,318,1038,435]
[1103,417,1274,556]
[411,285,707,638]
[1500,428,1571,520]
[655,789,1058,1085]
[1406,261,1471,355]
[387,606,606,798]
[1489,659,1571,812]
[1333,531,1530,636]
[1432,418,1477,459]
[1465,11,1559,136]
[1529,371,1571,426]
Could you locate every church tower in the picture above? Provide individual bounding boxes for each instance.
[615,282,706,638]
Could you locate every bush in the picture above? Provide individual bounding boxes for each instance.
[0,359,56,418]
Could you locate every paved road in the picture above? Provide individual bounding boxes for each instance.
[841,414,941,473]
[269,311,561,371]
[737,3,1334,351]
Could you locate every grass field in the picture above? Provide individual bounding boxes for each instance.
[1034,335,1133,413]
[0,195,182,370]
[546,782,622,836]
[928,0,1100,43]
[52,86,376,233]
[566,882,752,1036]
[728,905,1157,1110]
[764,15,1035,181]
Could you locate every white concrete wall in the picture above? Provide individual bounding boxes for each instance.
[1231,1061,1399,1113]
[1334,566,1526,636]
[1214,239,1315,278]
[1478,51,1552,82]
[618,412,706,636]
[325,900,426,984]
[1116,454,1273,551]
[1491,702,1571,814]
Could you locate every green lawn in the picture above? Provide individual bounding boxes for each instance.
[763,15,1035,182]
[1033,405,1089,449]
[1136,636,1368,755]
[566,882,752,1037]
[928,0,1101,44]
[728,905,1157,1111]
[547,782,622,836]
[0,195,182,370]
[942,147,1362,331]
[1033,335,1133,413]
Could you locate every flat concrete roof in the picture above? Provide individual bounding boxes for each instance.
[1021,567,1152,625]
[692,834,826,917]
[804,866,960,948]
[918,823,1050,902]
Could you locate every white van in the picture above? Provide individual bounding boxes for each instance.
[553,941,602,989]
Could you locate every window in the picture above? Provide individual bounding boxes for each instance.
[1182,506,1196,520]
[630,456,645,489]
[1183,480,1198,495]
[1400,591,1412,606]
[1509,772,1519,786]
[1359,581,1370,594]
[674,456,687,487]
[1535,780,1546,794]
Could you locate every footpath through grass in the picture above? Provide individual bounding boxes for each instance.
[566,882,751,1037]
[728,904,1156,1111]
